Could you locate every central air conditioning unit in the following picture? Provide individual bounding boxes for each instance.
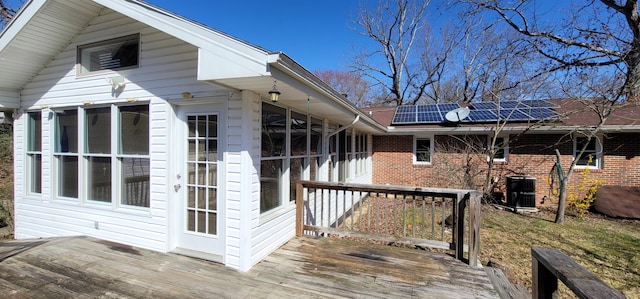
[506,176,536,208]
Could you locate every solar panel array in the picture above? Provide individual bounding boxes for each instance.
[391,100,560,125]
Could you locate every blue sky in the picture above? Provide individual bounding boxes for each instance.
[146,0,372,72]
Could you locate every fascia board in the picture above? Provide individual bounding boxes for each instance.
[0,89,20,109]
[386,124,640,135]
[268,53,387,134]
[0,0,43,52]
[92,0,269,75]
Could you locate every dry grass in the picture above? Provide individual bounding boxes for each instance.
[480,205,640,298]
[0,124,13,236]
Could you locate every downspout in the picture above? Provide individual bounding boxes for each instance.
[324,115,360,181]
[327,115,360,138]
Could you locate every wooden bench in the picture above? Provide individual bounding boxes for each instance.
[531,248,626,299]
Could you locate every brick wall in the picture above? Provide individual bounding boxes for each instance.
[372,133,640,206]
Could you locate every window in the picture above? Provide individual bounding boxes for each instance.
[185,114,217,234]
[78,34,140,74]
[85,107,112,202]
[26,112,42,194]
[289,111,307,203]
[328,123,338,182]
[414,137,432,164]
[261,103,286,213]
[309,117,323,181]
[54,109,79,198]
[490,136,509,162]
[118,105,150,207]
[355,133,368,175]
[54,104,151,208]
[574,136,601,168]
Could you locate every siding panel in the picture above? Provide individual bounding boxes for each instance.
[14,9,227,256]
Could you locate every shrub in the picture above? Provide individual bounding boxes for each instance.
[566,156,602,219]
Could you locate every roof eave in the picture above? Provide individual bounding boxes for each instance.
[385,124,640,135]
[268,53,387,134]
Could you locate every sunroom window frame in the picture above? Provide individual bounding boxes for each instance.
[26,111,42,196]
[68,103,151,211]
[53,107,80,201]
[77,33,141,76]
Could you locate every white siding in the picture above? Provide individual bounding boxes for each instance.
[14,9,228,252]
[250,206,296,267]
[0,90,19,109]
[20,9,227,108]
[225,90,261,270]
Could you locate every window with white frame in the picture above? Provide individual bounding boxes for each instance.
[309,117,323,181]
[118,105,150,207]
[85,107,112,203]
[355,133,368,175]
[414,136,432,164]
[54,109,79,199]
[57,104,151,207]
[490,135,509,162]
[340,130,352,180]
[26,111,42,194]
[78,34,140,75]
[260,103,286,213]
[289,111,307,203]
[574,136,601,168]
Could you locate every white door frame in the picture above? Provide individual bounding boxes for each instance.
[170,102,226,262]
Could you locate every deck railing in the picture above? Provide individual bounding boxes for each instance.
[295,180,482,266]
[532,248,625,299]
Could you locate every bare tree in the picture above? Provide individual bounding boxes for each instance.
[0,0,18,28]
[427,19,546,104]
[461,0,640,100]
[313,70,372,107]
[352,0,450,106]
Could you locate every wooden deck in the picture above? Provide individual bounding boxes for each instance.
[0,236,499,298]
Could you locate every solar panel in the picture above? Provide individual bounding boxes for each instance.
[468,110,497,121]
[499,108,529,120]
[392,112,416,124]
[436,103,461,112]
[416,105,439,112]
[521,100,559,108]
[391,101,560,125]
[396,106,416,113]
[417,112,443,122]
[471,102,497,110]
[525,107,558,119]
[497,101,527,109]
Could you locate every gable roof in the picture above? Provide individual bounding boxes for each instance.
[0,0,386,133]
[363,99,640,134]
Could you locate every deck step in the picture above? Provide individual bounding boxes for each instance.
[485,267,530,299]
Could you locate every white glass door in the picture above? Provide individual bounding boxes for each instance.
[175,105,224,260]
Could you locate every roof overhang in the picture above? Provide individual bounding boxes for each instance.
[1,0,386,134]
[386,124,640,135]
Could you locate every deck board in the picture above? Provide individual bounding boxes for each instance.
[0,236,498,298]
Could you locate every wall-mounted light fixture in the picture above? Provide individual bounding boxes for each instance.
[106,76,126,90]
[268,80,281,102]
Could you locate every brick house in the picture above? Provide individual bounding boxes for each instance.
[363,99,640,207]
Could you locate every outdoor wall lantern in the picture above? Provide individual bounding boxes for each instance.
[268,80,281,102]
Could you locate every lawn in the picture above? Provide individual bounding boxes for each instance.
[480,205,640,298]
[0,123,638,297]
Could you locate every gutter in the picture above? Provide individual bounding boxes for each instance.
[267,53,386,134]
[328,115,360,138]
[386,124,640,135]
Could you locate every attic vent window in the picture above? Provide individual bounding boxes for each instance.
[78,34,140,74]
